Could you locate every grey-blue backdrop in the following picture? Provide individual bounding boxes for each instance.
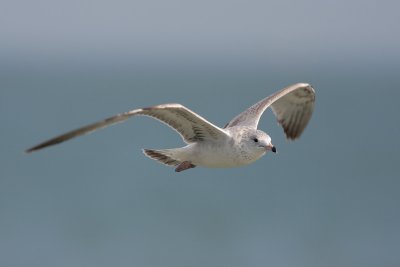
[1,0,399,266]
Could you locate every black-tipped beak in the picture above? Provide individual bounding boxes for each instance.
[264,145,277,153]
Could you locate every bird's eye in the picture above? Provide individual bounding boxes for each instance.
[253,138,258,143]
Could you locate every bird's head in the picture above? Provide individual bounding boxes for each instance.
[243,129,276,156]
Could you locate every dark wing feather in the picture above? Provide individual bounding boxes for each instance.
[225,83,315,139]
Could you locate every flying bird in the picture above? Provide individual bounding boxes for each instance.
[26,83,315,172]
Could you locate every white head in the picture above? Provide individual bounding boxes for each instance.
[239,128,276,160]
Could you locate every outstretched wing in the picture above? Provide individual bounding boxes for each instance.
[225,83,315,139]
[26,103,229,153]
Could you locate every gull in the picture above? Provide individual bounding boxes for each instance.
[26,83,315,172]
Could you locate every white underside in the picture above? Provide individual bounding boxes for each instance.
[171,141,266,168]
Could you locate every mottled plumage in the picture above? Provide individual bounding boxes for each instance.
[27,83,315,172]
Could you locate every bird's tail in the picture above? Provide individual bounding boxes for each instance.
[142,148,182,166]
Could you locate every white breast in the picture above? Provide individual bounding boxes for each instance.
[181,141,264,168]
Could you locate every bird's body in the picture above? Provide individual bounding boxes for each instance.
[27,83,315,172]
[145,126,268,169]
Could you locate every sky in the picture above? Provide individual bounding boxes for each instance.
[1,0,399,67]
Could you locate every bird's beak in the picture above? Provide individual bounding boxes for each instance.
[267,144,277,153]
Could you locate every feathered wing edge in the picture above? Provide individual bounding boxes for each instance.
[26,111,135,153]
[225,83,315,140]
[26,103,229,153]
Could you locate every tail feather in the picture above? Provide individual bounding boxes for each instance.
[142,149,181,166]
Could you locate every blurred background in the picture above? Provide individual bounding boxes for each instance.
[1,0,400,266]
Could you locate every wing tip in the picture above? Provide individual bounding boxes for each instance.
[25,147,35,154]
[285,132,302,141]
[25,143,51,153]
